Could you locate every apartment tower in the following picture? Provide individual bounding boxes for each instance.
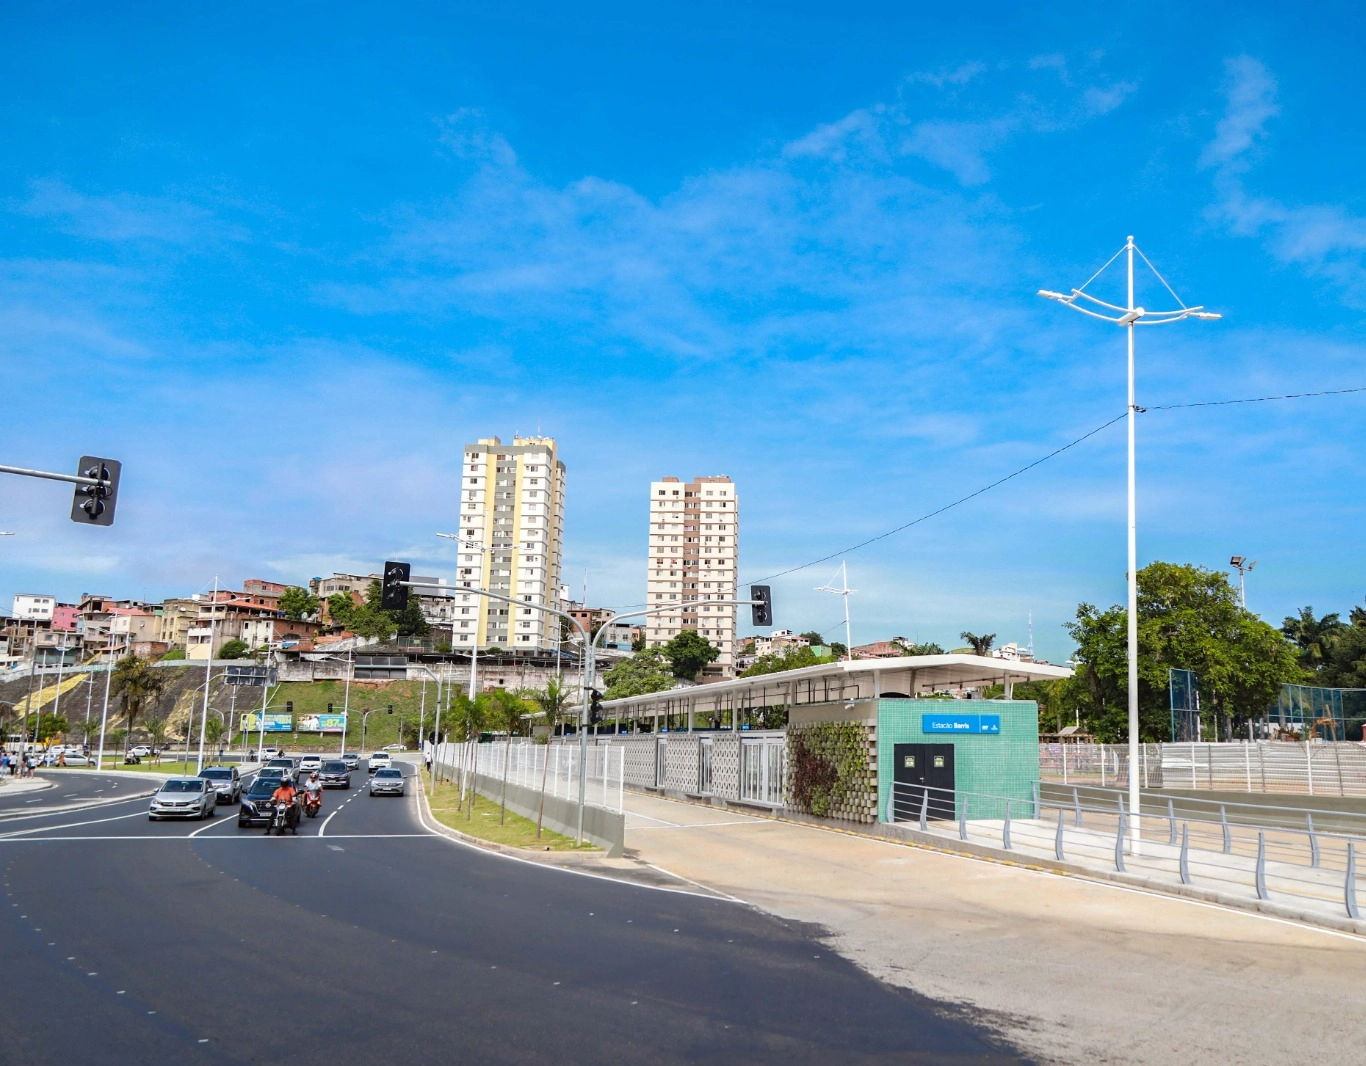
[645,475,738,678]
[455,436,566,651]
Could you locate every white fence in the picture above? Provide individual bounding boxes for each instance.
[1041,741,1366,797]
[433,740,624,814]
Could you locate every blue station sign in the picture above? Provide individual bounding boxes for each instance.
[921,713,1002,735]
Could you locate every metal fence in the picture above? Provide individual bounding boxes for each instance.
[887,779,1365,923]
[431,740,624,814]
[1040,741,1366,797]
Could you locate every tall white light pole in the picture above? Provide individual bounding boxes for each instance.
[815,562,856,661]
[437,531,498,699]
[1040,235,1220,850]
[1230,555,1256,609]
[196,577,220,774]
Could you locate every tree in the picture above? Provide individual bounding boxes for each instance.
[630,631,646,652]
[488,688,530,825]
[897,640,945,656]
[530,678,571,837]
[145,713,170,760]
[349,603,397,642]
[798,631,825,646]
[960,632,996,657]
[204,715,226,750]
[326,592,356,628]
[159,648,186,661]
[393,598,429,639]
[278,586,319,621]
[1281,606,1345,673]
[662,630,719,680]
[827,641,848,659]
[603,648,674,699]
[34,712,68,742]
[111,655,166,738]
[741,645,839,677]
[217,639,250,660]
[1066,561,1303,742]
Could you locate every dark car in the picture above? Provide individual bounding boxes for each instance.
[318,760,351,789]
[239,777,290,827]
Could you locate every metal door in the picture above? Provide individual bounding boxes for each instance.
[698,736,713,794]
[892,743,956,820]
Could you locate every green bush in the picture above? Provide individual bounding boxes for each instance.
[787,721,868,818]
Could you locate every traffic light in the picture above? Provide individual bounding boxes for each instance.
[750,585,772,627]
[589,689,603,725]
[387,705,393,714]
[327,703,333,712]
[286,701,293,713]
[381,561,411,611]
[70,456,121,526]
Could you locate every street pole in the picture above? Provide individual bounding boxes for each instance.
[51,631,68,740]
[196,576,219,774]
[95,634,119,770]
[815,563,856,661]
[1039,236,1220,853]
[342,649,353,754]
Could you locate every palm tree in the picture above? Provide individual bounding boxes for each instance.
[488,688,529,825]
[959,632,996,657]
[531,679,570,837]
[111,655,166,743]
[1281,606,1345,671]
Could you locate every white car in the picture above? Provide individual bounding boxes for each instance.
[149,778,216,820]
[298,755,323,773]
[382,743,407,752]
[129,745,154,758]
[367,752,392,774]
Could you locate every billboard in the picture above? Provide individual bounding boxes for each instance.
[298,713,347,734]
[240,712,292,733]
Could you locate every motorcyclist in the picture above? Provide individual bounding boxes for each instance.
[302,772,323,812]
[270,777,299,832]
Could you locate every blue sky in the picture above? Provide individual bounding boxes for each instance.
[3,1,1365,661]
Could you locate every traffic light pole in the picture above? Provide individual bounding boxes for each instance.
[401,580,593,843]
[0,457,121,525]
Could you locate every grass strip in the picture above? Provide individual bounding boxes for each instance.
[424,776,596,852]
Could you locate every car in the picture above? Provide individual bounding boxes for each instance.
[367,752,392,774]
[342,753,361,770]
[199,766,241,804]
[129,745,154,758]
[318,760,351,789]
[239,777,287,827]
[250,746,283,761]
[149,778,216,820]
[55,753,90,766]
[298,755,323,773]
[369,767,405,796]
[265,757,299,782]
[254,766,289,786]
[382,743,407,752]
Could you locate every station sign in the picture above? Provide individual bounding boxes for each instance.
[921,713,1002,735]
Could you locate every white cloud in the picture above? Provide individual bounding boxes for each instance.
[1200,56,1278,172]
[12,180,246,245]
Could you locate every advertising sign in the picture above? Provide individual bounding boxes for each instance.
[920,713,1002,735]
[240,712,292,733]
[298,713,347,734]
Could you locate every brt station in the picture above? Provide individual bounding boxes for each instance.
[594,655,1073,826]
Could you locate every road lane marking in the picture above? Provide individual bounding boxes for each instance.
[187,814,236,838]
[0,809,148,838]
[0,834,432,842]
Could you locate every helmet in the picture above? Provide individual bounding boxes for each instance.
[310,772,319,780]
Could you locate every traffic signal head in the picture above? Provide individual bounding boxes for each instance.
[70,456,121,527]
[286,701,293,713]
[750,585,772,627]
[381,561,411,611]
[589,689,603,725]
[387,705,393,714]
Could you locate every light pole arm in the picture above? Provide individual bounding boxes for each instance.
[589,599,761,656]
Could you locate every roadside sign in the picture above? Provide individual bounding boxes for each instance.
[921,713,1002,735]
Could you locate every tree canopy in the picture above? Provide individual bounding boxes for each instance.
[603,648,674,699]
[1065,561,1302,742]
[959,632,996,656]
[110,655,166,735]
[217,639,250,660]
[662,630,719,680]
[278,586,319,621]
[741,645,839,677]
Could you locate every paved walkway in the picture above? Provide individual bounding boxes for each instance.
[622,791,1366,1066]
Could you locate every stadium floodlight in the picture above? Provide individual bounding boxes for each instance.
[1040,235,1221,853]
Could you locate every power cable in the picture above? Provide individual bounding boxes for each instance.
[1147,385,1366,410]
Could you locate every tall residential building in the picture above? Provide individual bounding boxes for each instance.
[455,436,566,652]
[645,475,738,678]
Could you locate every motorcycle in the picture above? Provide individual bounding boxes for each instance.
[268,800,298,836]
[302,790,322,818]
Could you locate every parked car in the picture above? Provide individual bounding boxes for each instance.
[382,743,407,752]
[249,746,283,761]
[149,778,216,820]
[199,766,241,804]
[342,753,361,770]
[367,752,392,774]
[238,777,286,827]
[129,745,154,758]
[265,757,299,782]
[60,753,91,766]
[298,755,323,773]
[369,767,405,796]
[318,760,351,789]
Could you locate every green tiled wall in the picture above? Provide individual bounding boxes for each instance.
[876,699,1040,821]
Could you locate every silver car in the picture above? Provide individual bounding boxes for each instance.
[149,778,216,820]
[298,754,323,773]
[369,767,405,796]
[198,766,241,804]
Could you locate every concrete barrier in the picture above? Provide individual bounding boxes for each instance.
[448,763,625,856]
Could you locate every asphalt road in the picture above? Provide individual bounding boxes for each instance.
[0,768,150,816]
[0,761,1027,1065]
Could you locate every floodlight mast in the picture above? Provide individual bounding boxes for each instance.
[1040,236,1220,853]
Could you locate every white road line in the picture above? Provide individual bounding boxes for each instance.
[187,813,235,838]
[629,820,763,830]
[0,834,431,843]
[0,809,148,838]
[318,804,342,837]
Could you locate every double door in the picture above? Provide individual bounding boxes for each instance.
[892,743,956,820]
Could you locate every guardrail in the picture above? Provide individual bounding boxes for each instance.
[887,780,1364,923]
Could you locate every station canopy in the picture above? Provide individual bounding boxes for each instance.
[602,654,1074,722]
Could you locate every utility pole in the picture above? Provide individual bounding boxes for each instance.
[815,562,856,660]
[1230,556,1257,609]
[1040,236,1220,851]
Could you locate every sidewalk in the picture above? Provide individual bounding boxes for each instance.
[621,791,1366,1066]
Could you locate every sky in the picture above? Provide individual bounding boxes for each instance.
[2,1,1366,662]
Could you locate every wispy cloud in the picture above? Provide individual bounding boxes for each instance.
[1203,56,1366,305]
[11,180,246,245]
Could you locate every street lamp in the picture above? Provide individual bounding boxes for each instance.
[1041,235,1220,851]
[437,531,512,700]
[814,562,856,661]
[1229,556,1257,609]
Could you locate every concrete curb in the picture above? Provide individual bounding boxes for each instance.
[416,776,607,866]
